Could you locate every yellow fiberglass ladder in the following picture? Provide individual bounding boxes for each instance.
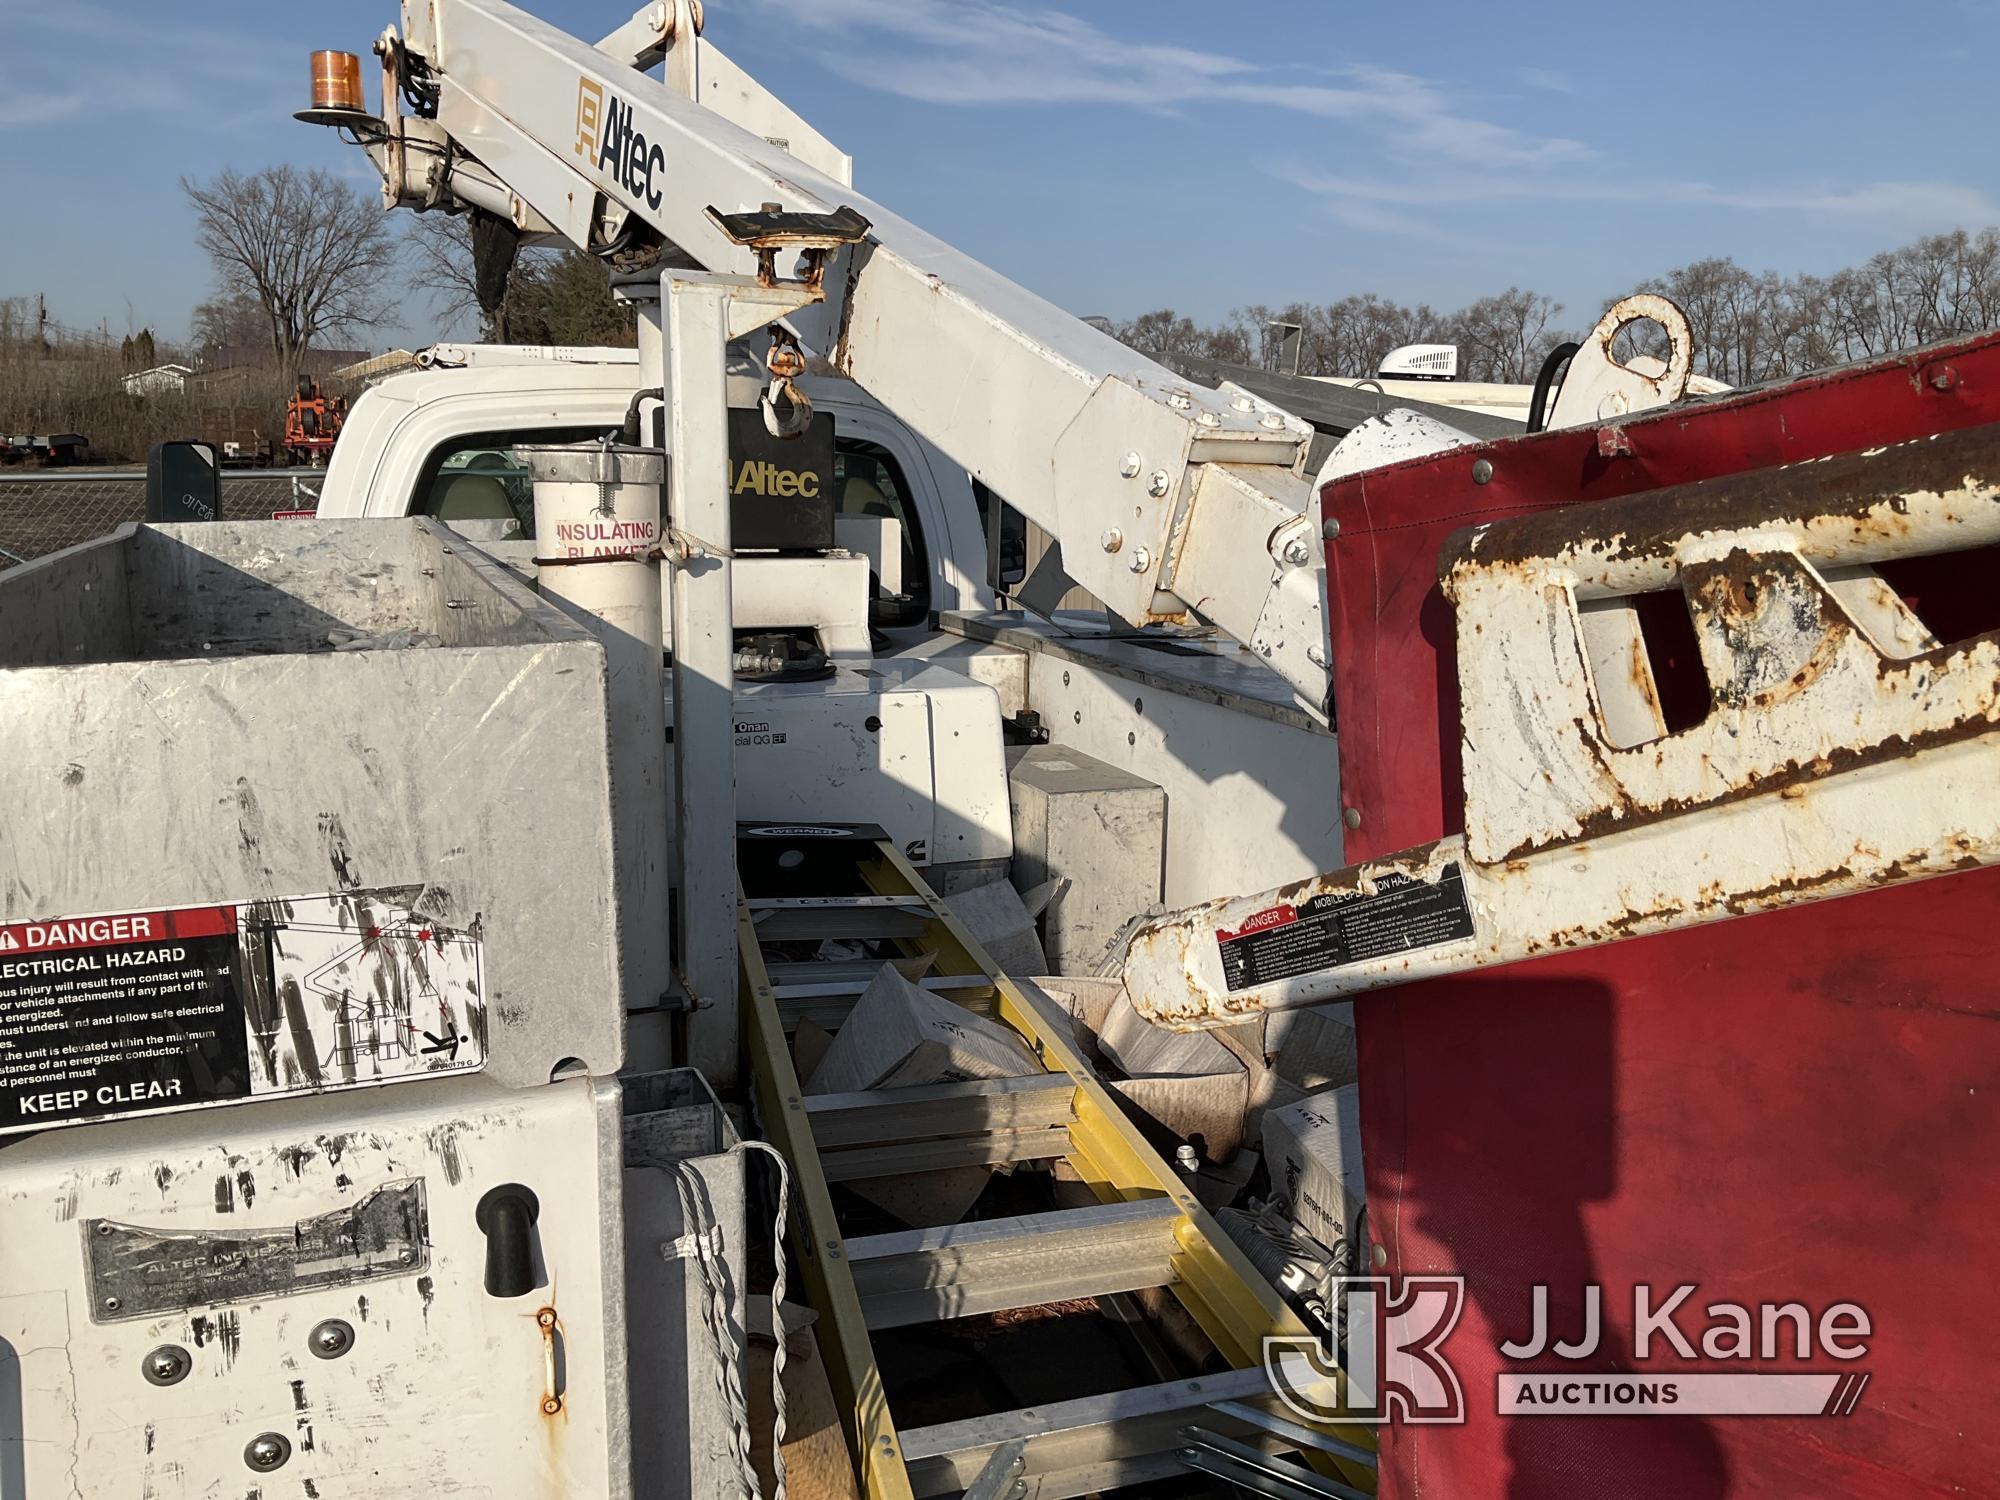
[736,823,1375,1500]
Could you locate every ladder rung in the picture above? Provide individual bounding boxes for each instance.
[898,1365,1285,1499]
[770,973,991,1000]
[753,906,934,940]
[746,895,926,909]
[767,959,936,984]
[804,1074,1075,1149]
[819,1125,1066,1182]
[847,1198,1182,1329]
[1179,1427,1371,1500]
[1208,1399,1376,1469]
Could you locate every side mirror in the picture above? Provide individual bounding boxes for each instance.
[146,440,221,524]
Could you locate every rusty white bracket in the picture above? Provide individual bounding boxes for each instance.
[1121,424,2000,1028]
[1446,423,2000,864]
[1545,292,1694,428]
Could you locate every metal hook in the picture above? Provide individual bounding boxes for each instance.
[761,374,814,439]
[761,327,813,439]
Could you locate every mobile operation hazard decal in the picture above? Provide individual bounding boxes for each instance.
[0,887,485,1135]
[1216,862,1476,993]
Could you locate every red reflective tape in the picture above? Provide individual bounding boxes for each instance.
[160,905,238,942]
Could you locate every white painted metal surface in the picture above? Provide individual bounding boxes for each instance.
[715,662,1013,871]
[1006,744,1165,972]
[0,521,629,1093]
[0,1074,630,1497]
[1002,630,1343,908]
[351,0,1332,707]
[1315,407,1481,487]
[527,442,672,1023]
[1545,292,1695,428]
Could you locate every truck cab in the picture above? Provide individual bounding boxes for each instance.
[306,342,1344,904]
[315,345,1008,640]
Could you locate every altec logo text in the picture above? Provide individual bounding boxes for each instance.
[574,77,665,210]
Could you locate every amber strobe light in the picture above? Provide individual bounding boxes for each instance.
[309,50,366,113]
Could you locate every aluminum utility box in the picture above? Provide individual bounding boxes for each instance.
[0,521,643,1498]
[704,660,1012,871]
[1006,743,1166,971]
[0,519,628,1133]
[621,1068,749,1500]
[0,1072,631,1497]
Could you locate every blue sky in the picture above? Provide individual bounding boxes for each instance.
[2,0,1995,352]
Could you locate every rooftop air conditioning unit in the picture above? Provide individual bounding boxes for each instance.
[1378,343,1458,381]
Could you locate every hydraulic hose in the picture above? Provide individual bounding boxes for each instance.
[1527,340,1580,434]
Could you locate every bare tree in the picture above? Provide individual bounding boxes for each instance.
[182,165,398,390]
[190,290,269,355]
[1100,224,2000,392]
[407,213,486,331]
[1444,288,1569,382]
[1635,258,1789,384]
[405,211,634,346]
[1113,309,1210,361]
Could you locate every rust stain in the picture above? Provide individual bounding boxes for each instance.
[1463,531,2000,863]
[1437,422,2000,579]
[537,1305,566,1419]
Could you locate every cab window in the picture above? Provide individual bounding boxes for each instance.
[412,428,604,539]
[972,479,1027,595]
[835,438,930,625]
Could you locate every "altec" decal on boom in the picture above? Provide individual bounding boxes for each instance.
[574,77,665,210]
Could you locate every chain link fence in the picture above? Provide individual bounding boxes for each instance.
[0,471,326,570]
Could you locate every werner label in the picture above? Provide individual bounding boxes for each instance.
[1215,862,1477,992]
[0,888,486,1134]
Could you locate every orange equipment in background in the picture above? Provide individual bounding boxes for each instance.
[283,378,346,467]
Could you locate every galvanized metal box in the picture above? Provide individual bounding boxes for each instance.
[0,1071,634,1498]
[1005,743,1165,971]
[0,519,628,1132]
[621,1068,752,1500]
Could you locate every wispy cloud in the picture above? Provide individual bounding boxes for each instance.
[758,0,1997,242]
[756,0,1590,171]
[1278,164,2000,232]
[0,88,85,127]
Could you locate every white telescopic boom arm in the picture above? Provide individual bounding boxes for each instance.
[357,0,1331,710]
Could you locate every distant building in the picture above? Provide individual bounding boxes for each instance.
[120,363,195,397]
[202,343,372,377]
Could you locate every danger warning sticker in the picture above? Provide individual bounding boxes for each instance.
[1216,862,1477,993]
[0,887,485,1135]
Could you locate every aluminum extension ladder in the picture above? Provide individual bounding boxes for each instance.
[736,825,1376,1499]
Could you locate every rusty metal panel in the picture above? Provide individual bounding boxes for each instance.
[1318,326,2000,867]
[1441,424,2000,863]
[1306,330,2000,1500]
